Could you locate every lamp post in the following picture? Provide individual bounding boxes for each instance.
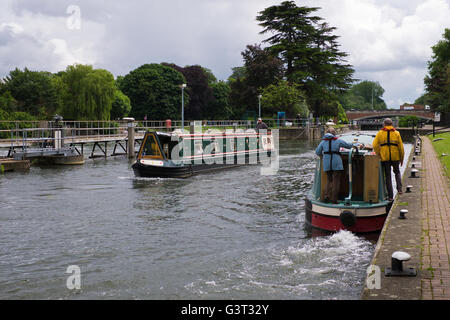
[258,94,262,118]
[180,84,186,131]
[371,82,374,110]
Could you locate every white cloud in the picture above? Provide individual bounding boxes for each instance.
[0,0,448,109]
[302,0,450,107]
[0,1,104,74]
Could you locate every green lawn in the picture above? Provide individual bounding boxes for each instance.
[427,131,450,177]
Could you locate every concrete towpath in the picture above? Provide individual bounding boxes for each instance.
[362,135,450,300]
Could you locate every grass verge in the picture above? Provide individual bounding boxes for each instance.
[427,132,450,177]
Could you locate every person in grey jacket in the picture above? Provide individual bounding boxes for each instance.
[256,118,268,131]
[315,127,354,203]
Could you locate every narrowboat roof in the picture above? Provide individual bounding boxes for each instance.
[337,132,376,145]
[146,131,172,138]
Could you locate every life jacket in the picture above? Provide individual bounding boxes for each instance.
[373,126,403,162]
[323,136,340,169]
[380,127,398,162]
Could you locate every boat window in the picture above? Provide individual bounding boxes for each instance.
[163,143,169,158]
[157,135,179,160]
[141,134,162,158]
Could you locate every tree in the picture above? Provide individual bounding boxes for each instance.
[162,63,214,119]
[0,90,17,113]
[260,80,308,118]
[228,44,285,118]
[0,67,63,118]
[228,67,247,82]
[242,44,285,90]
[424,28,450,113]
[110,89,131,120]
[256,1,355,117]
[206,81,232,119]
[59,64,116,120]
[119,63,187,120]
[399,115,419,127]
[339,80,387,110]
[228,76,252,119]
[336,102,348,123]
[202,67,217,85]
[414,93,432,106]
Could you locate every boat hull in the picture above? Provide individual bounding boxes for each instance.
[305,197,389,233]
[132,162,245,179]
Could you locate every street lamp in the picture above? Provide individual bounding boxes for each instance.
[180,84,187,131]
[372,83,374,110]
[258,94,262,118]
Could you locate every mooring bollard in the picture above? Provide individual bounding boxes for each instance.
[406,185,413,193]
[410,168,419,178]
[385,251,416,277]
[124,117,135,158]
[399,209,408,219]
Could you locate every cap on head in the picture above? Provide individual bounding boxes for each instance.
[258,118,262,121]
[384,118,393,126]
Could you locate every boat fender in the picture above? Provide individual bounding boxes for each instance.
[340,210,356,227]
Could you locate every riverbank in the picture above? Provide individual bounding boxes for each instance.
[362,135,450,300]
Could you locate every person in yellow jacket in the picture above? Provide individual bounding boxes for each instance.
[372,118,405,201]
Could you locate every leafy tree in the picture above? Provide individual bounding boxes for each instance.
[229,44,285,118]
[424,28,450,113]
[0,91,18,113]
[0,109,36,138]
[311,90,341,118]
[202,67,218,85]
[59,64,116,120]
[338,92,365,110]
[339,80,387,110]
[242,44,285,90]
[205,81,232,119]
[260,80,308,118]
[228,76,251,119]
[256,1,355,117]
[110,89,131,120]
[0,67,63,118]
[0,108,8,121]
[162,63,214,119]
[414,93,432,106]
[228,67,247,82]
[119,63,187,120]
[398,115,420,127]
[337,102,348,123]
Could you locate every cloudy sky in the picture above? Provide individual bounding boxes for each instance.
[0,0,449,109]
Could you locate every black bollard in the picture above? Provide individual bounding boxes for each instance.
[399,209,408,219]
[410,169,419,178]
[385,251,416,277]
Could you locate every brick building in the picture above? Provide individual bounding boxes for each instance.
[400,104,428,111]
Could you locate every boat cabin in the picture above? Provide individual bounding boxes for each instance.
[133,129,274,178]
[311,133,386,204]
[305,133,390,234]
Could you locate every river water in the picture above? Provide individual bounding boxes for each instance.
[1,138,393,300]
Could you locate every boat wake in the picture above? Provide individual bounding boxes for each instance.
[183,230,374,299]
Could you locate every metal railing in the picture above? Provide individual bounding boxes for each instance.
[0,118,316,151]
